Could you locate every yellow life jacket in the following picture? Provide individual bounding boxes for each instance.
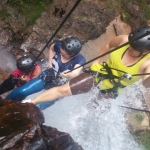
[90,44,150,92]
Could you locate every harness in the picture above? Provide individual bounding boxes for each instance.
[85,62,132,98]
[39,68,67,89]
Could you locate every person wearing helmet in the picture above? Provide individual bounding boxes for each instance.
[26,26,150,106]
[0,56,42,95]
[6,37,86,109]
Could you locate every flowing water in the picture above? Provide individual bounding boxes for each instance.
[42,83,145,150]
[0,45,16,71]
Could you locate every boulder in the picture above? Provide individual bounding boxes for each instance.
[0,99,83,150]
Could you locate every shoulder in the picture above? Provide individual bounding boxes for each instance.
[109,35,129,46]
[114,35,128,41]
[119,35,129,44]
[12,69,23,75]
[140,57,150,73]
[53,42,62,51]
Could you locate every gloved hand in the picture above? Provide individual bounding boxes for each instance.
[12,75,27,87]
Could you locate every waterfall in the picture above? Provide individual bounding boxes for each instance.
[0,45,16,71]
[42,82,145,150]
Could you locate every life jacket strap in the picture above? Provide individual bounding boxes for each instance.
[84,62,132,98]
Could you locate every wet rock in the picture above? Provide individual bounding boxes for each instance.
[0,99,83,150]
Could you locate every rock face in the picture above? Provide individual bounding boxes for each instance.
[0,0,117,52]
[0,0,149,60]
[0,99,83,150]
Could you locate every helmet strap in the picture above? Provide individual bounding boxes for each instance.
[140,51,150,57]
[137,52,144,57]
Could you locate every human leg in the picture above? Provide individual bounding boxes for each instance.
[0,75,16,95]
[69,73,94,94]
[31,73,94,104]
[32,82,71,104]
[36,101,57,110]
[6,78,45,101]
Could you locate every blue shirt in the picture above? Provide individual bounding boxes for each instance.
[52,42,86,76]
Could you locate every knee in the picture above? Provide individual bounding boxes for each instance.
[57,83,71,96]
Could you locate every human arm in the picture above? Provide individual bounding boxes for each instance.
[142,64,150,88]
[60,64,83,80]
[92,35,129,64]
[49,44,56,68]
[31,64,42,79]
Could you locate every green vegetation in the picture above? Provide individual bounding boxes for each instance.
[107,0,123,12]
[0,10,10,20]
[132,112,150,150]
[121,10,130,23]
[6,0,52,25]
[134,131,150,150]
[107,0,150,23]
[134,113,144,122]
[107,1,114,9]
[77,16,95,23]
[141,3,150,20]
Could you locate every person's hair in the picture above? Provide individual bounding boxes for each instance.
[61,37,82,56]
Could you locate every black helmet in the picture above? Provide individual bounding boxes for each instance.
[128,26,150,52]
[16,56,35,73]
[61,37,82,56]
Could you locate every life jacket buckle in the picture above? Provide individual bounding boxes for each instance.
[123,73,132,80]
[94,71,100,78]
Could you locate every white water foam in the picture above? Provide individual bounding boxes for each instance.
[41,81,145,150]
[0,45,16,71]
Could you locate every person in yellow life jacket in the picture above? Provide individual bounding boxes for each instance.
[23,26,150,105]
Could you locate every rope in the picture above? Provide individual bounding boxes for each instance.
[109,67,150,77]
[28,0,150,78]
[66,31,150,73]
[32,0,81,65]
[119,105,150,113]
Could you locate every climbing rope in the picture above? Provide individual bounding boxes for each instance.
[32,0,81,65]
[27,0,150,80]
[119,105,150,113]
[66,31,150,73]
[102,66,150,77]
